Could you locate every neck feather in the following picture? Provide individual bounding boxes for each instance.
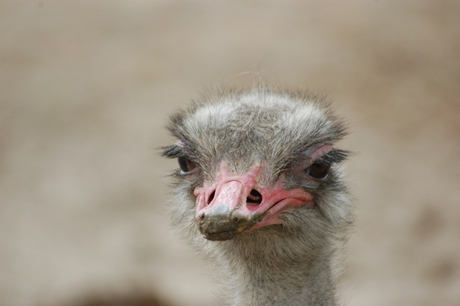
[215,230,338,306]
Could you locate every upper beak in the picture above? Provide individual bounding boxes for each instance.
[196,180,260,241]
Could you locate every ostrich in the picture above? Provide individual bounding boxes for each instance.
[162,86,353,306]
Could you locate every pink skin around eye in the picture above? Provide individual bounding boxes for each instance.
[176,140,186,150]
[309,144,333,162]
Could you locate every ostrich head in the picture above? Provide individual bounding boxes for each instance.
[162,86,353,305]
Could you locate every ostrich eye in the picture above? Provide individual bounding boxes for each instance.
[178,156,196,173]
[305,161,330,179]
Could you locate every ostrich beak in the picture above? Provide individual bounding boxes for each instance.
[194,163,314,241]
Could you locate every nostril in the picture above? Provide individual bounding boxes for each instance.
[206,191,215,205]
[247,189,262,204]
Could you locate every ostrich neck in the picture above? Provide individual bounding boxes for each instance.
[219,241,337,306]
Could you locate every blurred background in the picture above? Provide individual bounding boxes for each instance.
[1,1,459,305]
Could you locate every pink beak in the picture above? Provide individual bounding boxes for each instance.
[194,162,314,241]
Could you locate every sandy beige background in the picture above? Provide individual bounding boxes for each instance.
[1,1,459,306]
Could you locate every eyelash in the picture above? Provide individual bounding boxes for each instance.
[161,145,183,159]
[315,149,348,165]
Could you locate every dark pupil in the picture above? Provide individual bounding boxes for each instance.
[178,156,194,172]
[178,157,189,172]
[305,162,330,179]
